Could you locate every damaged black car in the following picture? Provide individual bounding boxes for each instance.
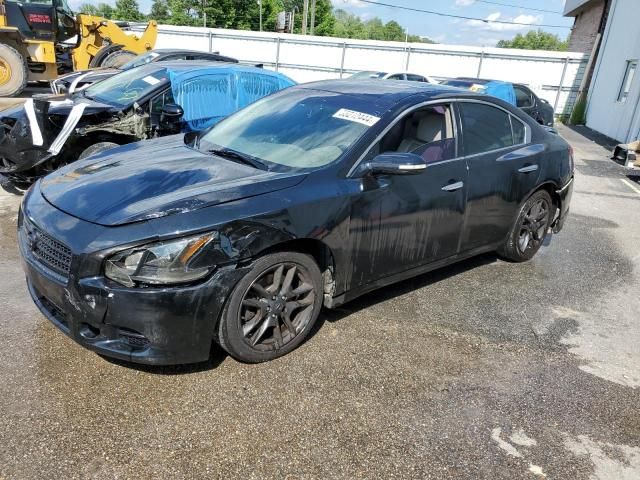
[19,80,573,366]
[50,49,239,95]
[0,61,295,187]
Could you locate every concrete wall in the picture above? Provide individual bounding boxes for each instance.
[586,0,640,142]
[567,0,605,53]
[131,24,588,116]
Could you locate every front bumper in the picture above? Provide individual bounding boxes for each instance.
[18,200,249,365]
[552,176,573,233]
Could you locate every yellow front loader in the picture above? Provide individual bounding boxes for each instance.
[0,0,157,96]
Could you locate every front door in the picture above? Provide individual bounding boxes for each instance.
[347,103,468,287]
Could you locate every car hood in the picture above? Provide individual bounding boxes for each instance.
[39,135,306,226]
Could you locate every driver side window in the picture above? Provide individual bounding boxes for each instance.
[365,104,457,164]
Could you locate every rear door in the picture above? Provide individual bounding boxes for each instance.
[458,100,542,252]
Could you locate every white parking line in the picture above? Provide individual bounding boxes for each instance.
[621,178,640,195]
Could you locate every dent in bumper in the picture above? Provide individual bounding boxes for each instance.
[23,255,250,366]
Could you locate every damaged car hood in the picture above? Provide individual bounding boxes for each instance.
[39,136,307,226]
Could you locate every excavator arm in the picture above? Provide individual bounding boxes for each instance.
[72,15,157,70]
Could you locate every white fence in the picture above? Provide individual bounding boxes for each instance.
[131,24,588,116]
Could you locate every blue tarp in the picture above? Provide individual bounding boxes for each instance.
[168,66,296,131]
[477,80,517,106]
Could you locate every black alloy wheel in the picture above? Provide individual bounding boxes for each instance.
[517,197,550,254]
[500,189,553,262]
[217,252,323,363]
[241,263,315,351]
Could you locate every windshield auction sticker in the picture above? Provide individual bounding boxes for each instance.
[333,108,380,127]
[142,75,161,85]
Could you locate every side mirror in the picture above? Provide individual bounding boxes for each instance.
[362,152,427,176]
[159,103,184,133]
[183,130,200,146]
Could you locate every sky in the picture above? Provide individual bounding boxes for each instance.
[70,0,574,47]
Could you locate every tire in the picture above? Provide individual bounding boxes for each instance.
[500,189,553,262]
[79,142,119,160]
[217,252,323,363]
[100,49,137,68]
[0,43,27,97]
[89,44,121,68]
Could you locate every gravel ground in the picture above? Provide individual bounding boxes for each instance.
[0,124,639,479]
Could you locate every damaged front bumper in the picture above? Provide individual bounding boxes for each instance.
[18,187,248,366]
[0,112,56,182]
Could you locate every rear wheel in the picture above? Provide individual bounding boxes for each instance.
[217,252,323,363]
[0,43,27,97]
[500,190,553,262]
[79,142,119,160]
[100,49,137,68]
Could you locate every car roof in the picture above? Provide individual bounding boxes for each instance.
[138,60,265,73]
[298,79,469,102]
[150,49,223,56]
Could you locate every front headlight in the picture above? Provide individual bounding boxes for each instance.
[105,232,217,287]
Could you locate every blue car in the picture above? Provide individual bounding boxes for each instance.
[0,61,296,186]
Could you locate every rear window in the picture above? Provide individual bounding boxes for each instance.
[460,102,524,156]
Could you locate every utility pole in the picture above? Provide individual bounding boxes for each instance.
[258,0,262,32]
[202,0,207,27]
[309,0,316,35]
[302,0,309,34]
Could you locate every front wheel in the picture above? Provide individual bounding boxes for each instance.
[217,252,323,363]
[79,142,119,160]
[500,190,553,262]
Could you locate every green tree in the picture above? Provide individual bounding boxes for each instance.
[497,29,568,51]
[113,0,144,21]
[166,0,198,26]
[79,3,115,19]
[149,0,170,22]
[79,3,98,15]
[382,20,404,41]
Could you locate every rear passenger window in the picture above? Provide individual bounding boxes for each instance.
[511,117,526,144]
[460,102,517,155]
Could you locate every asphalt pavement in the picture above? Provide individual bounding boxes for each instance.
[0,124,639,479]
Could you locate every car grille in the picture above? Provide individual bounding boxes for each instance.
[22,217,72,278]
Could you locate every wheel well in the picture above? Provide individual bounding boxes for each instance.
[61,131,132,159]
[536,182,561,216]
[256,238,337,303]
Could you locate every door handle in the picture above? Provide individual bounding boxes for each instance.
[518,164,539,173]
[441,181,464,192]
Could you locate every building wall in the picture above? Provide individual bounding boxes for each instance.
[586,0,640,142]
[567,0,605,53]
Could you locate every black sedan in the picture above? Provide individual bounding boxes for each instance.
[18,80,574,365]
[441,77,555,127]
[50,49,238,94]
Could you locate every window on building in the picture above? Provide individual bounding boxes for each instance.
[617,60,638,103]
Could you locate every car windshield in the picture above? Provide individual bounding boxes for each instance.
[83,66,168,108]
[120,51,162,71]
[350,71,386,79]
[198,88,378,171]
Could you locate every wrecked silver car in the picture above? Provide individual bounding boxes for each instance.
[0,61,295,187]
